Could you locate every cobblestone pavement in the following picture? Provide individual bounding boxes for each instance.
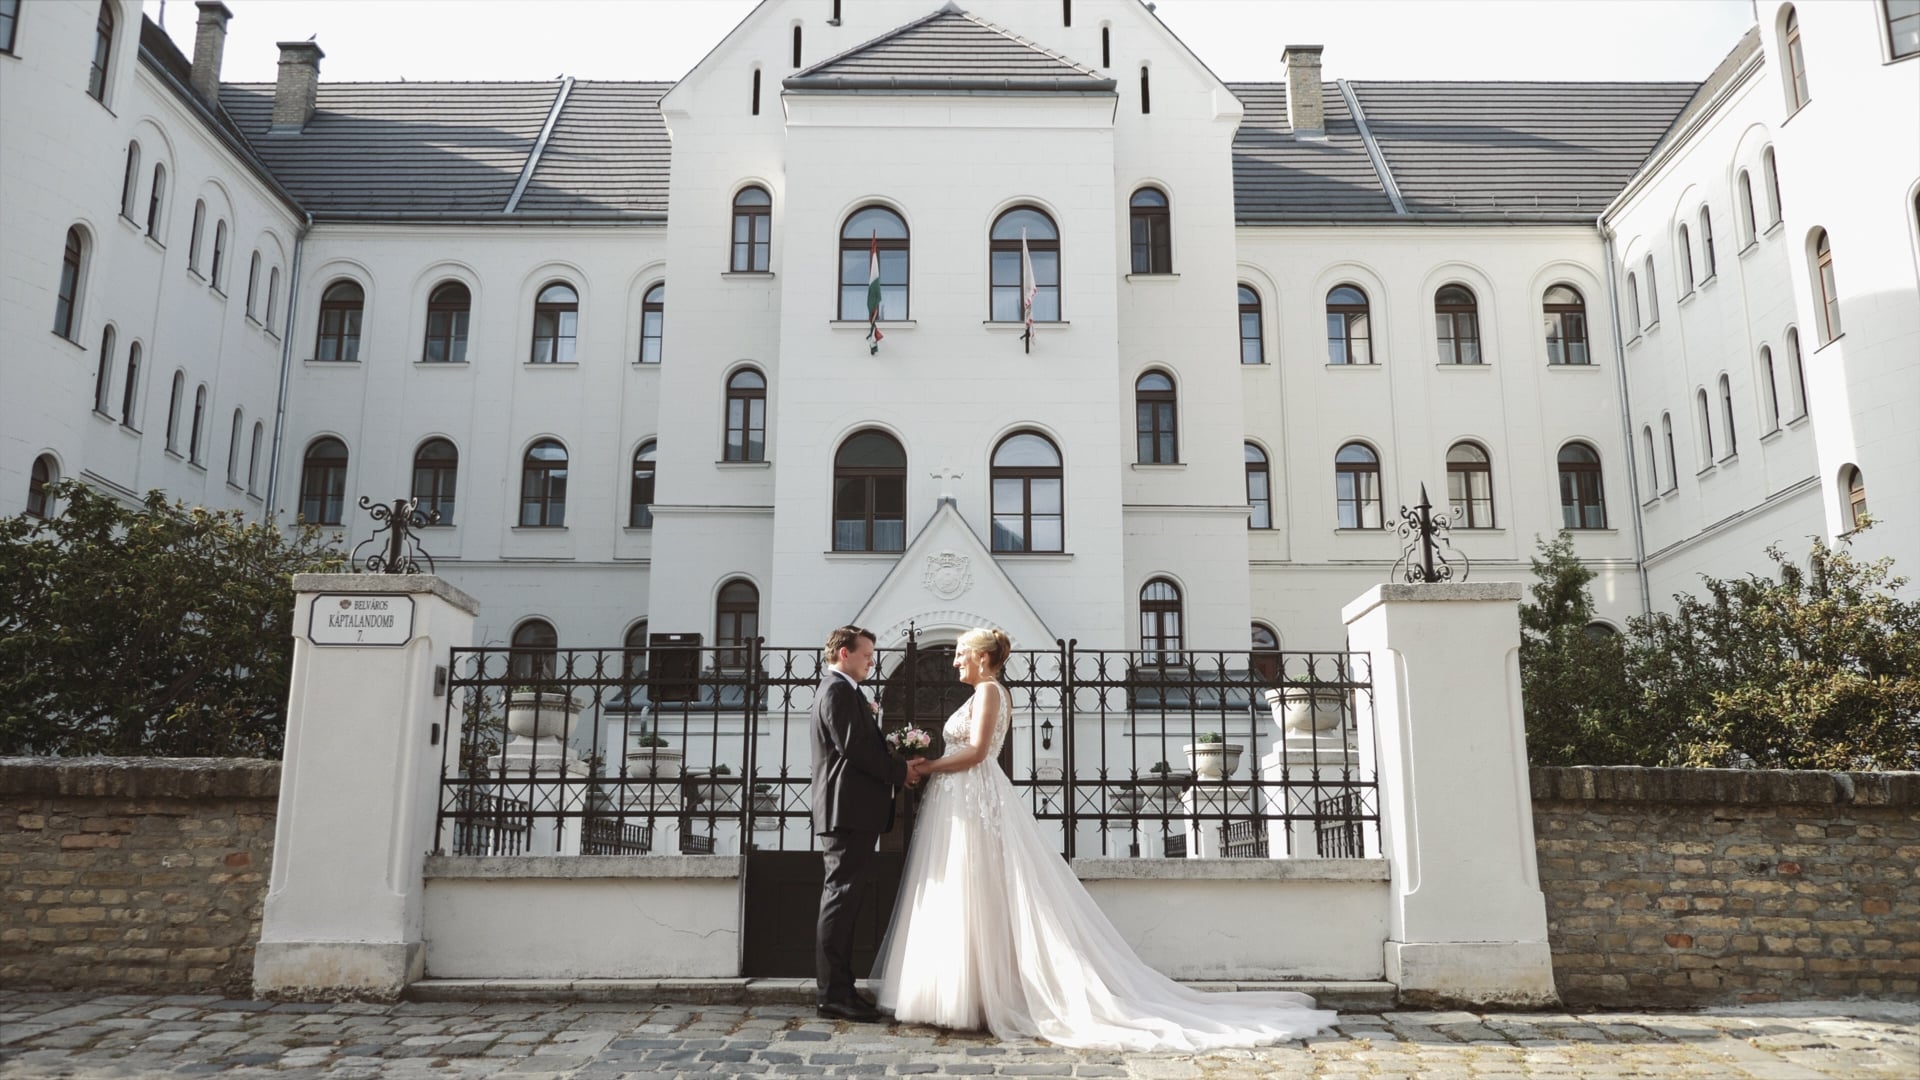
[0,992,1914,1079]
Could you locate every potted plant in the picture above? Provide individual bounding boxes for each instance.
[1183,732,1244,780]
[625,726,682,778]
[505,686,580,741]
[1266,675,1347,736]
[692,763,731,807]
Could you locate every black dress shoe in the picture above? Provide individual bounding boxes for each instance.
[816,999,884,1022]
[852,989,877,1008]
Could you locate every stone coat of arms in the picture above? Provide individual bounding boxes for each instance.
[922,552,973,600]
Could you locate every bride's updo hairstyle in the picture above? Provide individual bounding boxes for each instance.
[956,627,1012,674]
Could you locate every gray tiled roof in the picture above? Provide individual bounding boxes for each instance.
[1349,80,1700,218]
[1228,81,1395,218]
[219,81,564,217]
[516,81,673,215]
[786,6,1112,92]
[1637,28,1763,176]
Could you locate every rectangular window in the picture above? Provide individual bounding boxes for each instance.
[1889,0,1920,58]
[0,0,19,54]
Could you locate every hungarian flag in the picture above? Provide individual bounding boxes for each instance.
[1021,227,1037,354]
[866,231,884,355]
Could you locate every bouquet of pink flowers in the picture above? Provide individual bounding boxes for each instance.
[885,726,934,760]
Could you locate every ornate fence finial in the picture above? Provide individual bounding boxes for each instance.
[1390,482,1469,584]
[351,495,439,574]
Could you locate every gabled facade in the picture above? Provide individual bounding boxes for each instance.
[2,0,1914,659]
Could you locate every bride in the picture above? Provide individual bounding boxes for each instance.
[872,627,1338,1051]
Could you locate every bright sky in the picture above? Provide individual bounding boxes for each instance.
[143,0,1760,85]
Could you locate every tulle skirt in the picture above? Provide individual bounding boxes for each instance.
[871,761,1338,1051]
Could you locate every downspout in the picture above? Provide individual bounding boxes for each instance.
[262,210,313,524]
[1598,211,1653,617]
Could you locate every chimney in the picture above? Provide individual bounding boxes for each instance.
[271,40,325,133]
[1282,45,1325,137]
[188,1,232,105]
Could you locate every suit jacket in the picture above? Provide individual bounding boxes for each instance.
[810,672,908,836]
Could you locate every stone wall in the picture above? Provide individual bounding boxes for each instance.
[1533,766,1920,1008]
[0,757,280,994]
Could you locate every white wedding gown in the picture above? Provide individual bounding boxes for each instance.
[872,683,1338,1051]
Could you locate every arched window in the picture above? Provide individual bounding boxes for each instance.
[1699,207,1717,280]
[119,142,141,219]
[210,220,227,287]
[248,422,263,493]
[1759,346,1781,432]
[1446,442,1494,528]
[1129,187,1171,274]
[316,280,363,362]
[1696,388,1715,465]
[53,226,85,340]
[1737,171,1758,244]
[423,282,470,363]
[1139,578,1183,666]
[629,441,656,528]
[87,0,114,101]
[188,385,208,464]
[519,439,568,527]
[1434,284,1481,364]
[1326,285,1372,365]
[299,437,348,525]
[1642,256,1660,325]
[1762,147,1783,225]
[1134,371,1177,464]
[723,368,767,462]
[639,283,664,363]
[1677,223,1696,294]
[1245,443,1271,529]
[991,431,1063,553]
[833,430,906,552]
[715,579,759,670]
[146,164,166,237]
[991,207,1060,322]
[530,282,578,363]
[1624,271,1642,332]
[165,370,185,450]
[623,620,650,684]
[1843,466,1868,530]
[1785,328,1808,419]
[266,267,281,331]
[246,252,261,317]
[94,326,116,413]
[1661,413,1678,492]
[1252,622,1281,682]
[839,206,908,321]
[509,619,559,681]
[1812,229,1841,342]
[1641,425,1658,495]
[189,200,206,270]
[226,409,243,483]
[1237,285,1263,364]
[121,343,141,427]
[1543,285,1589,365]
[1784,7,1811,111]
[27,455,57,518]
[1719,374,1738,458]
[731,186,771,272]
[412,438,458,524]
[1558,443,1607,529]
[1335,442,1382,529]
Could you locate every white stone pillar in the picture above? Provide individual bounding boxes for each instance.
[1342,582,1558,1007]
[254,574,478,999]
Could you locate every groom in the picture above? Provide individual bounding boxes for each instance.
[810,625,923,1021]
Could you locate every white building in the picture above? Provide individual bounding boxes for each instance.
[4,0,1915,658]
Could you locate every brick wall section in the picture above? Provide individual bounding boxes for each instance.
[0,757,280,994]
[1532,766,1920,1008]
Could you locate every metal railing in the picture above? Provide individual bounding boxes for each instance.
[435,636,1379,861]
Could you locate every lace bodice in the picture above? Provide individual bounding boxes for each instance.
[936,682,1011,765]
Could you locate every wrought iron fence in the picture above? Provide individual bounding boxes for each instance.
[436,635,1378,861]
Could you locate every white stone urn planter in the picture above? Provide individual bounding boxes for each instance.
[691,772,735,808]
[505,690,581,741]
[1111,785,1145,815]
[1184,741,1244,780]
[1263,685,1347,736]
[626,741,683,779]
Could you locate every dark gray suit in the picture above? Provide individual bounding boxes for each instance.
[810,671,908,1005]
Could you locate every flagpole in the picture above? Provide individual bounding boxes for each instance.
[1020,227,1036,355]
